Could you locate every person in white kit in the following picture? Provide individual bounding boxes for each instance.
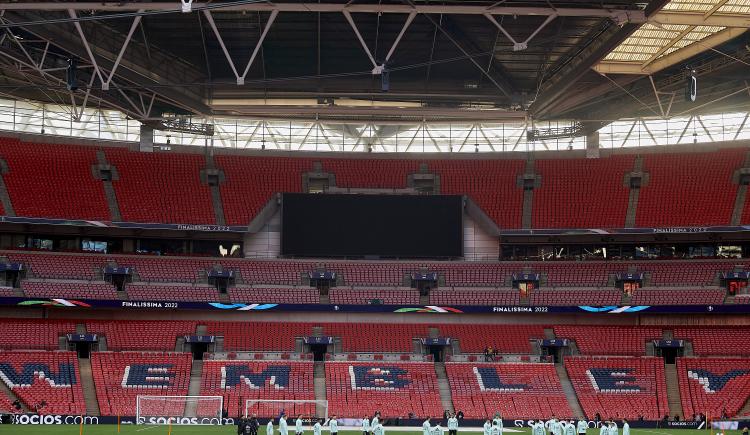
[363,415,371,435]
[564,420,576,435]
[621,419,629,435]
[296,415,304,435]
[328,415,339,435]
[372,412,380,432]
[373,419,385,435]
[552,419,563,435]
[313,419,323,435]
[546,416,556,435]
[448,413,459,435]
[533,420,547,435]
[483,419,492,435]
[279,414,288,435]
[423,418,432,435]
[609,421,618,435]
[492,413,503,435]
[267,419,274,435]
[490,421,503,435]
[599,421,609,435]
[577,419,588,435]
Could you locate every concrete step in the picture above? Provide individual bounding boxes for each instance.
[98,336,108,352]
[0,161,16,217]
[78,357,101,416]
[543,328,556,340]
[664,363,683,420]
[434,362,454,414]
[662,330,673,340]
[196,324,208,335]
[738,393,750,418]
[313,362,327,418]
[556,362,585,419]
[184,359,205,418]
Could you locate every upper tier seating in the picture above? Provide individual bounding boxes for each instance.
[86,320,196,351]
[673,327,750,356]
[446,363,573,419]
[0,351,86,415]
[0,319,75,350]
[91,352,192,416]
[125,283,220,302]
[677,357,750,419]
[205,322,313,351]
[533,155,634,228]
[199,360,315,418]
[565,356,669,420]
[322,323,428,353]
[637,150,744,227]
[630,288,726,305]
[0,139,109,220]
[229,286,320,304]
[326,362,443,418]
[529,289,622,306]
[0,286,15,297]
[429,288,520,305]
[438,324,545,354]
[216,155,310,226]
[553,326,662,356]
[105,148,215,224]
[431,159,524,229]
[330,287,419,305]
[22,279,118,300]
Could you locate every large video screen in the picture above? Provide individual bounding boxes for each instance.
[281,194,463,258]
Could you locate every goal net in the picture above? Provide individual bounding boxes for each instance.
[244,399,328,420]
[136,395,224,425]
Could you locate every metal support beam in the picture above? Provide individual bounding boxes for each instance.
[102,11,143,90]
[203,9,278,85]
[68,9,106,87]
[384,11,416,63]
[0,3,647,22]
[342,10,378,69]
[484,13,556,51]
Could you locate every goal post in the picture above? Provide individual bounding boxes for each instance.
[136,395,224,425]
[244,399,328,420]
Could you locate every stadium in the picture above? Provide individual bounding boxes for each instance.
[0,0,749,434]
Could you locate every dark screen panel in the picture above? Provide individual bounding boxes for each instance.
[281,194,463,258]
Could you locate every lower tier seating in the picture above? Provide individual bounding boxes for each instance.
[199,360,315,418]
[325,361,443,418]
[90,352,192,416]
[205,322,313,351]
[438,324,545,354]
[565,356,669,420]
[86,320,196,351]
[0,351,86,415]
[677,357,750,419]
[673,327,750,356]
[446,362,573,419]
[553,326,663,355]
[0,319,75,350]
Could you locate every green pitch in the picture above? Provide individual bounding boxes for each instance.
[1,427,745,435]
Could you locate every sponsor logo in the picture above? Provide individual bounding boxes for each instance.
[12,415,100,425]
[137,417,234,425]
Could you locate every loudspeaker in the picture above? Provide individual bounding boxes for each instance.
[685,69,697,103]
[66,58,78,91]
[381,69,390,92]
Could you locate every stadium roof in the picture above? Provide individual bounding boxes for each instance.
[0,0,748,128]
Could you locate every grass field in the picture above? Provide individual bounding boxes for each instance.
[2,427,745,435]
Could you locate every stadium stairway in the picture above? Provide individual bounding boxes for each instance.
[555,362,584,419]
[0,372,29,413]
[185,359,204,418]
[78,357,101,416]
[434,362,455,414]
[96,149,122,221]
[313,361,327,417]
[664,363,683,420]
[739,395,750,418]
